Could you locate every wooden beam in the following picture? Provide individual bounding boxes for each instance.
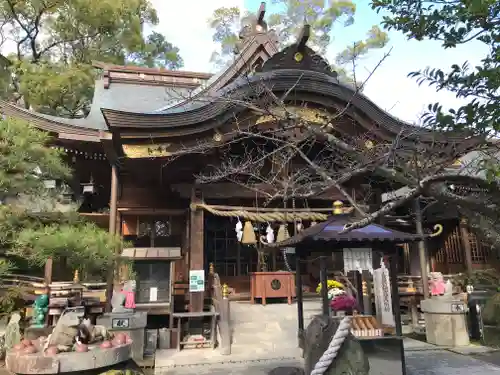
[297,24,311,50]
[257,2,266,24]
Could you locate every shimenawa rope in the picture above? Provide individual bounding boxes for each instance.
[193,203,328,222]
[310,316,352,375]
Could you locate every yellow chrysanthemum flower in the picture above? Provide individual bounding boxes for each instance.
[316,280,344,294]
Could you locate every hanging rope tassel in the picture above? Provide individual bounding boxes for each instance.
[310,316,353,375]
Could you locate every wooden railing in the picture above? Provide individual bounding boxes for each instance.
[0,274,107,302]
[208,267,231,355]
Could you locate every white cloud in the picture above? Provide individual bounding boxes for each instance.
[151,0,244,72]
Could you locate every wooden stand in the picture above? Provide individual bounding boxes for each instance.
[250,272,295,305]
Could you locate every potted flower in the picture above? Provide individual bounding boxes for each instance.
[330,294,358,316]
[316,279,345,299]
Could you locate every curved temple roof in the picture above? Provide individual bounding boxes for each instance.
[101,53,473,144]
[265,214,438,249]
[0,17,479,150]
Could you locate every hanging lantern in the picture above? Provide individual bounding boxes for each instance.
[241,221,257,244]
[276,224,290,243]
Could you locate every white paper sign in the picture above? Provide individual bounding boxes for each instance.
[149,287,158,302]
[189,270,205,292]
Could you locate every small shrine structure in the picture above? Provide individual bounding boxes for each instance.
[268,210,443,375]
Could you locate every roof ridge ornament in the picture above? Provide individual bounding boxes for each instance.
[236,2,268,53]
[258,24,338,78]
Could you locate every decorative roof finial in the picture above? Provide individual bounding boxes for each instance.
[297,24,311,51]
[238,2,268,41]
[257,2,266,26]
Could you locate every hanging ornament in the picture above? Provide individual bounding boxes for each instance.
[276,224,290,243]
[241,221,257,244]
[235,218,243,232]
[310,221,317,227]
[266,224,274,244]
[235,218,243,242]
[296,220,303,232]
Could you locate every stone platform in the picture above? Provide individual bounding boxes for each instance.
[6,341,132,374]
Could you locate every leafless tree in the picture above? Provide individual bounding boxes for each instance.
[157,42,500,263]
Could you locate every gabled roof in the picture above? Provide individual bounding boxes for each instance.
[0,29,278,140]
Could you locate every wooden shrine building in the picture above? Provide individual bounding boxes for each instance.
[0,4,490,318]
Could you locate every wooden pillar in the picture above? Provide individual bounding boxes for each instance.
[414,198,430,297]
[189,188,204,312]
[236,243,242,276]
[109,165,118,233]
[295,252,304,349]
[459,218,474,274]
[105,164,119,312]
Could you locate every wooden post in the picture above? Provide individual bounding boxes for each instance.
[105,164,119,312]
[459,218,474,274]
[414,198,430,298]
[189,188,204,312]
[389,247,403,337]
[362,270,372,315]
[218,283,231,355]
[44,258,53,286]
[319,256,329,316]
[236,243,241,276]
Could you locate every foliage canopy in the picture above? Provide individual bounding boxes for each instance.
[371,0,499,135]
[0,117,122,280]
[0,0,184,117]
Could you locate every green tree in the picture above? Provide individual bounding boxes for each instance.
[0,117,123,280]
[208,1,389,83]
[0,0,184,117]
[371,0,499,135]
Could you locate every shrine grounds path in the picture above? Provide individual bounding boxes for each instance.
[154,300,500,375]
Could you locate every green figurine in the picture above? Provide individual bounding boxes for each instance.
[31,294,49,328]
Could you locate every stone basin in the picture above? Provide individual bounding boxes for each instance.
[5,341,132,374]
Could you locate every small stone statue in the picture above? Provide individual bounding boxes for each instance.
[4,312,21,350]
[430,272,446,296]
[303,315,369,375]
[444,280,454,298]
[123,280,136,309]
[111,280,136,313]
[31,293,49,327]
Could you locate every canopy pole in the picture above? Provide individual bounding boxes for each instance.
[296,251,305,349]
[320,256,329,316]
[414,198,430,297]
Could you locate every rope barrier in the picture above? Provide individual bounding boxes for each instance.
[310,316,352,375]
[193,203,329,222]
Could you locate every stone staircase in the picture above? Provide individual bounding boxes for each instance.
[229,299,322,359]
[154,299,322,373]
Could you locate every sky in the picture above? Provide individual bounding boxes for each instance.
[152,0,487,124]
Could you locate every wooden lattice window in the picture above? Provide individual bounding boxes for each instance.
[468,231,488,263]
[436,226,463,264]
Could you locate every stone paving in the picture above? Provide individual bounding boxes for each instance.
[154,300,500,375]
